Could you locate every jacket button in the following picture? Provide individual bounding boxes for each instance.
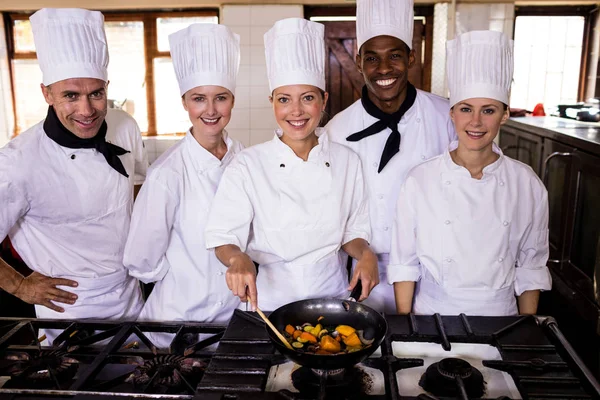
[445,180,451,185]
[416,118,421,123]
[445,257,452,263]
[499,181,505,186]
[217,301,223,306]
[218,271,224,276]
[498,257,504,262]
[383,226,389,231]
[325,162,330,167]
[280,163,285,168]
[444,220,451,225]
[503,221,509,226]
[378,194,384,199]
[421,155,426,160]
[373,162,378,168]
[70,154,76,160]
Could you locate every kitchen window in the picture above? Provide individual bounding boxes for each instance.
[510,6,596,113]
[5,10,218,136]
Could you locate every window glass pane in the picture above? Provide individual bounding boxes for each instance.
[156,16,218,52]
[105,21,148,132]
[13,20,35,53]
[13,59,47,132]
[153,58,190,134]
[511,16,584,111]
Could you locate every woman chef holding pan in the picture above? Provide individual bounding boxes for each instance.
[205,18,379,312]
[388,31,552,316]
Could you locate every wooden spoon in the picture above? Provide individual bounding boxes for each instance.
[247,291,293,350]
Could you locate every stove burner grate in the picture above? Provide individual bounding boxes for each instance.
[127,354,206,393]
[291,366,372,399]
[419,357,485,399]
[4,349,78,387]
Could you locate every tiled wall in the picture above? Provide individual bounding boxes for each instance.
[430,3,515,99]
[0,17,15,148]
[221,4,304,148]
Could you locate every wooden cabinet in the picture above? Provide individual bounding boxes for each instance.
[499,124,543,175]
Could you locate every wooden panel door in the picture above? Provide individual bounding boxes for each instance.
[322,19,426,122]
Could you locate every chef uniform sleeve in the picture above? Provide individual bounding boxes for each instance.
[205,161,254,251]
[387,177,422,283]
[123,172,176,284]
[342,158,371,245]
[514,183,552,295]
[131,123,148,185]
[0,152,30,240]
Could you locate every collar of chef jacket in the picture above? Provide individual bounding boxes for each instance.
[271,127,330,166]
[186,129,236,174]
[442,140,505,180]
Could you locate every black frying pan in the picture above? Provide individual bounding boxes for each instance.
[266,282,388,370]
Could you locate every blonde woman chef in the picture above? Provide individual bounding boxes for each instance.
[123,24,243,347]
[389,31,552,316]
[205,18,379,312]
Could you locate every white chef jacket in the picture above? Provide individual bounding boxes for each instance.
[123,130,243,348]
[0,109,148,340]
[205,128,371,311]
[326,89,456,313]
[388,141,552,316]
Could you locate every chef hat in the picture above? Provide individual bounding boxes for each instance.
[446,30,514,107]
[356,0,414,52]
[30,8,109,86]
[169,24,240,96]
[264,18,326,93]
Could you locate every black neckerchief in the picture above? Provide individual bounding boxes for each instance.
[346,83,417,173]
[43,106,130,177]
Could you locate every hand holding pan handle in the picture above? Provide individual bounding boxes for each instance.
[348,279,363,302]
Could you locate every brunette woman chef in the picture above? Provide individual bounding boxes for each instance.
[389,31,552,316]
[123,24,243,347]
[205,18,379,312]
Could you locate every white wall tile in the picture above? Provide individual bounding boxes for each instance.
[250,45,266,66]
[142,137,156,153]
[489,4,507,20]
[227,128,251,148]
[250,25,270,46]
[227,108,250,131]
[250,65,269,88]
[250,129,275,146]
[250,86,273,107]
[233,25,251,47]
[238,65,251,84]
[249,5,303,26]
[234,85,251,109]
[250,108,277,130]
[221,5,251,27]
[240,45,252,66]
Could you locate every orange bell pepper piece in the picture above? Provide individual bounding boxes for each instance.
[285,324,295,335]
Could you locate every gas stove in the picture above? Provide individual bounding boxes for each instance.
[0,310,599,399]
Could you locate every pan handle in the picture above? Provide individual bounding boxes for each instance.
[348,280,363,302]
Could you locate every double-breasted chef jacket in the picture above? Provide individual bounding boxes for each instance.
[387,141,552,316]
[326,90,457,313]
[0,109,148,336]
[124,130,243,348]
[205,128,371,312]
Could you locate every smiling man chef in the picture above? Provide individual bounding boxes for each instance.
[0,8,147,342]
[325,0,456,314]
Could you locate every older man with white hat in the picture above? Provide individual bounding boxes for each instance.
[205,18,377,312]
[325,0,456,314]
[123,23,243,348]
[388,30,551,316]
[0,8,147,342]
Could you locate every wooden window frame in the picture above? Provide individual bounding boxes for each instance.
[514,5,596,103]
[4,9,219,136]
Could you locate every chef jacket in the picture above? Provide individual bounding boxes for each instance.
[325,90,456,312]
[124,130,243,347]
[0,109,147,333]
[205,128,370,311]
[387,141,552,316]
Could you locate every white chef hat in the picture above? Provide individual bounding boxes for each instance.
[169,23,240,97]
[30,8,109,86]
[264,18,326,93]
[446,30,514,107]
[356,0,414,52]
